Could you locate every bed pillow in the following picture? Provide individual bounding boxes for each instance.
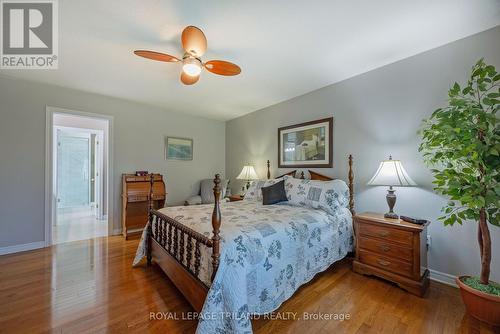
[261,180,288,205]
[283,175,349,215]
[200,178,229,204]
[243,177,284,201]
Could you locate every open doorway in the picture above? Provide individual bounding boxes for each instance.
[54,126,106,243]
[46,109,113,245]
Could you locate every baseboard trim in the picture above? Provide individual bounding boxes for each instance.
[429,269,457,287]
[0,241,46,256]
[112,228,122,236]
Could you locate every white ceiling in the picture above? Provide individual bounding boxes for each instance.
[2,0,499,120]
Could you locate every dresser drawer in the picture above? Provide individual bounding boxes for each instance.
[127,195,148,202]
[359,250,413,277]
[358,236,412,262]
[358,222,413,246]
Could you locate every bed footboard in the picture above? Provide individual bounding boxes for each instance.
[147,209,214,277]
[145,174,222,311]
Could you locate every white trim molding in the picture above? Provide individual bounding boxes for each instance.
[429,269,457,287]
[0,241,45,256]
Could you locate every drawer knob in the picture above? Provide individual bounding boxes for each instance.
[378,231,390,237]
[377,259,391,266]
[379,245,391,252]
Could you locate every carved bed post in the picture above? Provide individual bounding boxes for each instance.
[147,174,155,266]
[211,174,222,282]
[348,155,355,215]
[267,160,271,179]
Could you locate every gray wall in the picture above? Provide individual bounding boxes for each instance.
[0,77,225,247]
[226,27,500,281]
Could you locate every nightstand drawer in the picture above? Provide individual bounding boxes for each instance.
[358,236,412,262]
[359,250,413,277]
[358,222,413,246]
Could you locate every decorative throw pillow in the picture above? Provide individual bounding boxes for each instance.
[283,175,349,215]
[200,178,229,204]
[261,180,288,205]
[243,177,284,201]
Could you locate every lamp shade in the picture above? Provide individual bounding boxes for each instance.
[236,165,258,180]
[367,157,417,187]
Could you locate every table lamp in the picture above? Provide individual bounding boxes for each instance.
[236,165,258,192]
[367,156,416,219]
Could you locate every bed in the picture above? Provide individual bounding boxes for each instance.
[133,155,355,333]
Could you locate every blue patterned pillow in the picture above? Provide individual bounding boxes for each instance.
[244,177,284,201]
[283,176,349,215]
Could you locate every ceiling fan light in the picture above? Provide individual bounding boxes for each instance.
[183,63,201,76]
[182,57,202,76]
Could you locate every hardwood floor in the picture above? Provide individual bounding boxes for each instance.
[0,236,497,334]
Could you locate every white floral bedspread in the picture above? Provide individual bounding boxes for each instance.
[134,200,353,334]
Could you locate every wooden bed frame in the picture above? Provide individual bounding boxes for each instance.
[146,154,355,312]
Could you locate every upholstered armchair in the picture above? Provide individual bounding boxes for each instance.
[184,178,230,206]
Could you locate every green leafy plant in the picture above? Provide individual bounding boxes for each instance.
[419,59,499,287]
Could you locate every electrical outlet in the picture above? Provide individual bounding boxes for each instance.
[427,235,431,249]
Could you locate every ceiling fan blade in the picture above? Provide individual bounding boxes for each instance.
[134,50,180,62]
[181,26,207,57]
[181,72,200,85]
[204,60,241,76]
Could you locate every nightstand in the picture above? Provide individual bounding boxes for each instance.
[228,195,244,202]
[352,212,430,297]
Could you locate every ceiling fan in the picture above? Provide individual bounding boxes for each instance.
[134,26,241,85]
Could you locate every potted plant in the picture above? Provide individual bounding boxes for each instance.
[419,59,499,326]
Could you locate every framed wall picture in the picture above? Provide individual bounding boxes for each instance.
[165,136,193,161]
[278,117,333,168]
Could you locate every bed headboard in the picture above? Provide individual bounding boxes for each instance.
[308,170,333,181]
[267,160,296,179]
[265,155,355,215]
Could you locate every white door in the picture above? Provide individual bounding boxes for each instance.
[57,131,91,209]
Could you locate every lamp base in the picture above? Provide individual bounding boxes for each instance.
[241,181,251,195]
[384,187,398,219]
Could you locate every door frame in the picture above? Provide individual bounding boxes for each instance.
[45,106,114,246]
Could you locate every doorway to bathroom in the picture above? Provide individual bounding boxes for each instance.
[50,112,110,244]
